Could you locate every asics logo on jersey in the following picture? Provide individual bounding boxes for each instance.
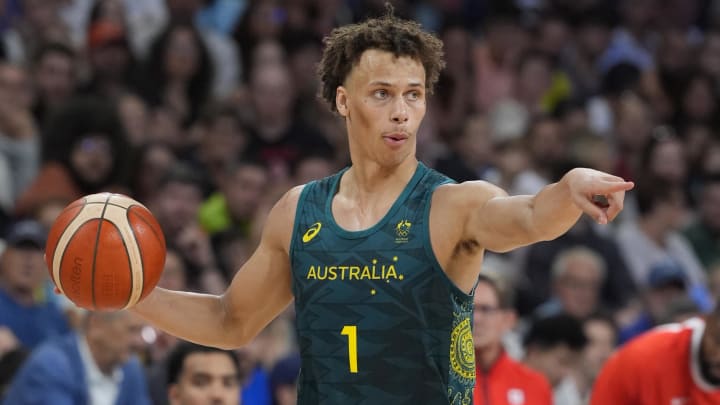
[303,222,322,243]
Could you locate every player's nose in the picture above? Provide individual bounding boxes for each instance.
[390,98,409,123]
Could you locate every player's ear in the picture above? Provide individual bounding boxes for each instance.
[336,87,348,117]
[168,384,179,404]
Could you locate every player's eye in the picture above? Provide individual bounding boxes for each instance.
[374,89,388,99]
[406,91,421,101]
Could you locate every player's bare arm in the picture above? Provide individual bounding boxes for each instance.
[454,168,633,253]
[131,186,302,349]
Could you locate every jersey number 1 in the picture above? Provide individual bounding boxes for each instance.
[341,325,358,373]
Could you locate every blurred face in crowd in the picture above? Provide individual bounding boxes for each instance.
[0,244,46,295]
[700,182,720,232]
[577,23,610,58]
[86,311,145,373]
[700,32,720,78]
[169,351,241,405]
[158,250,187,291]
[222,163,268,221]
[648,136,686,184]
[517,56,552,105]
[0,64,33,110]
[682,75,716,122]
[70,134,114,185]
[337,50,426,168]
[525,343,579,387]
[456,116,492,168]
[528,118,564,164]
[165,27,200,81]
[616,94,653,152]
[34,50,75,105]
[294,156,334,184]
[472,281,514,351]
[152,181,203,236]
[554,255,604,319]
[581,319,616,380]
[250,64,295,123]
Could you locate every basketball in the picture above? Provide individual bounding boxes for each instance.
[45,193,166,310]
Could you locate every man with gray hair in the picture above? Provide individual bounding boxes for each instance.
[2,310,151,405]
[534,246,607,320]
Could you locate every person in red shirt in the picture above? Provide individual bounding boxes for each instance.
[590,306,720,405]
[473,273,553,405]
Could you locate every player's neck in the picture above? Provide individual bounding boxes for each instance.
[345,157,418,196]
[475,343,503,371]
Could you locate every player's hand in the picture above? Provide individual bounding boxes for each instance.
[564,168,634,225]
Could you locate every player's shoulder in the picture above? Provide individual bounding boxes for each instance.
[618,319,696,362]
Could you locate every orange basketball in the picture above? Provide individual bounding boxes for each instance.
[45,193,166,310]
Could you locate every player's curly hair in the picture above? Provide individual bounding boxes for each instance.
[317,9,445,113]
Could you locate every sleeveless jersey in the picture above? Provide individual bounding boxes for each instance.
[289,162,476,405]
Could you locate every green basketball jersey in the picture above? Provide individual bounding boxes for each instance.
[289,162,476,405]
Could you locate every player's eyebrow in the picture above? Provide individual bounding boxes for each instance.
[368,81,424,88]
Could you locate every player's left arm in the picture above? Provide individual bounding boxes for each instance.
[456,168,634,253]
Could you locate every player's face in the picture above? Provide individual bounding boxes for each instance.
[472,282,512,350]
[169,352,241,405]
[701,316,720,379]
[337,49,426,167]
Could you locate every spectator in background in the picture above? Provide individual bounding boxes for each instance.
[684,175,720,269]
[166,341,241,405]
[534,246,606,321]
[616,177,708,292]
[147,163,222,292]
[30,42,78,128]
[270,353,300,405]
[15,96,131,217]
[523,313,587,390]
[511,116,566,196]
[244,63,333,183]
[473,273,553,405]
[2,0,71,66]
[555,312,618,405]
[193,104,249,189]
[138,22,213,135]
[434,114,494,183]
[2,310,150,405]
[618,259,693,343]
[81,19,137,102]
[130,142,178,204]
[591,304,720,405]
[0,63,39,212]
[199,158,269,238]
[471,4,526,113]
[515,215,636,317]
[0,220,68,350]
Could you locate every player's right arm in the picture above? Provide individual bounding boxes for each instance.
[131,186,301,349]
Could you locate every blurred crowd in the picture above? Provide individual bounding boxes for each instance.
[1,0,720,404]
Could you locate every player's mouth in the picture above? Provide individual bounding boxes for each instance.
[382,132,409,147]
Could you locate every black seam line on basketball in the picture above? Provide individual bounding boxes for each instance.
[82,201,135,209]
[129,208,164,250]
[91,194,113,310]
[55,198,88,288]
[109,220,133,309]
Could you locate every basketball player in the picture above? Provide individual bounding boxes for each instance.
[131,11,633,404]
[590,304,720,404]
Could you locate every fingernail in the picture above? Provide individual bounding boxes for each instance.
[598,217,607,225]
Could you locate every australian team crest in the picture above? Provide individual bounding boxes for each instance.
[395,219,412,243]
